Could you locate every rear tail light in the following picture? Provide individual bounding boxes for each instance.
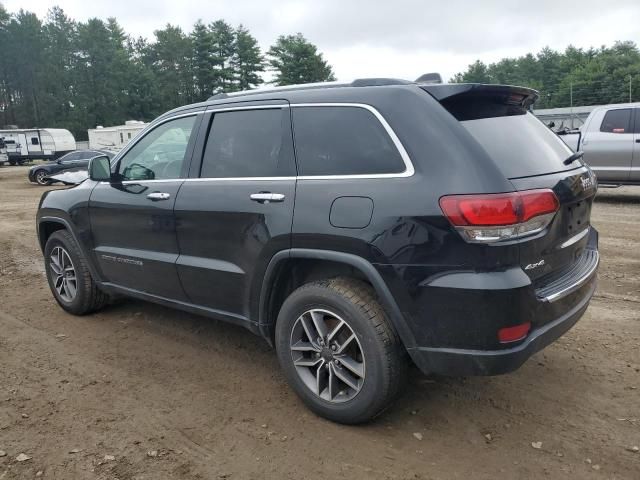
[439,189,559,243]
[498,322,531,343]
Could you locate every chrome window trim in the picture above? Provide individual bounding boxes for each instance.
[207,104,288,113]
[104,102,415,183]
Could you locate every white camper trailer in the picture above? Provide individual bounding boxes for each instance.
[0,128,76,165]
[88,120,146,152]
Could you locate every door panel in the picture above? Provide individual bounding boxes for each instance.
[175,104,296,322]
[89,112,201,300]
[583,108,632,182]
[175,179,295,318]
[632,108,640,182]
[90,180,187,300]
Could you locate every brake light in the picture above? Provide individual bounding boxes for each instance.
[439,189,559,243]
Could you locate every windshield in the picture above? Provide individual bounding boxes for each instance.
[461,112,575,179]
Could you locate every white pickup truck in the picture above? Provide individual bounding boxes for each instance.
[558,103,640,185]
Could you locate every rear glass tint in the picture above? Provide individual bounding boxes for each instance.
[600,109,631,133]
[461,112,575,179]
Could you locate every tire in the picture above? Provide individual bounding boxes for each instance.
[8,159,16,166]
[44,230,109,315]
[275,277,408,424]
[34,169,50,185]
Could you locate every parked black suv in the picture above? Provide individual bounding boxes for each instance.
[37,80,599,423]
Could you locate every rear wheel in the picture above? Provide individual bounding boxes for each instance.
[44,230,109,315]
[34,169,50,185]
[275,277,408,424]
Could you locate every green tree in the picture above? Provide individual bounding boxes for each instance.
[209,19,235,92]
[267,33,335,86]
[231,25,264,91]
[149,24,194,108]
[41,7,76,127]
[191,20,215,99]
[4,10,47,126]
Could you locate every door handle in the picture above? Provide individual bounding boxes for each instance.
[147,192,171,201]
[250,192,285,203]
[635,139,640,143]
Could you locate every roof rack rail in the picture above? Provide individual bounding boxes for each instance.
[350,78,413,87]
[205,76,421,101]
[207,81,348,101]
[207,92,228,101]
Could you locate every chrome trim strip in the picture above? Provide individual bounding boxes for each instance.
[559,227,590,249]
[185,177,296,182]
[207,104,288,113]
[542,250,599,303]
[290,103,414,180]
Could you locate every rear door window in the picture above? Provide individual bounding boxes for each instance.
[200,108,294,178]
[292,106,406,176]
[600,109,632,133]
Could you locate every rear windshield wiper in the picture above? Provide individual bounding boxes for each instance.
[563,150,584,166]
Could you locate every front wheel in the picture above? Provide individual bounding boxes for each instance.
[44,230,109,315]
[275,277,408,424]
[34,169,50,185]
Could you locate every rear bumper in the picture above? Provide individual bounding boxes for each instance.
[382,228,599,376]
[408,277,595,376]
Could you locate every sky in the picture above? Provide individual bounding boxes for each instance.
[5,0,640,82]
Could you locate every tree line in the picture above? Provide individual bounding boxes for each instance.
[0,5,335,139]
[452,41,640,110]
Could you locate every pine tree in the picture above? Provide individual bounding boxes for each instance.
[191,20,215,99]
[209,20,235,92]
[267,33,335,86]
[231,25,264,91]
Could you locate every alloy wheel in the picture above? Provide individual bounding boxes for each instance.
[49,246,77,302]
[36,170,48,185]
[290,308,365,403]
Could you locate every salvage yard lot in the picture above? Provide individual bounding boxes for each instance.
[0,166,638,479]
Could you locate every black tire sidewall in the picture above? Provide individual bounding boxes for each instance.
[44,232,90,314]
[275,285,391,424]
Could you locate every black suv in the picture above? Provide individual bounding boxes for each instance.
[37,80,599,423]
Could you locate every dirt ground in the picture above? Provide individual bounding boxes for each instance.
[0,165,638,480]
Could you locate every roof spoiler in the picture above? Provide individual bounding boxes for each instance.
[421,84,540,121]
[421,83,539,107]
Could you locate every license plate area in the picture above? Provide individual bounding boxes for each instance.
[565,200,591,237]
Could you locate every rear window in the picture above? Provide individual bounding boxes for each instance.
[292,106,406,176]
[600,109,631,133]
[460,112,574,179]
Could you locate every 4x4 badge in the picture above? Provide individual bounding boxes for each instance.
[524,259,545,270]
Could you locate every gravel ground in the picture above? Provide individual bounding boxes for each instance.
[0,166,638,479]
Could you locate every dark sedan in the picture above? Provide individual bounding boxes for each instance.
[28,150,115,185]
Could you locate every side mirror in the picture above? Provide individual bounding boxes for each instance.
[88,155,112,182]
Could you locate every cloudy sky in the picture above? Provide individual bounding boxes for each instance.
[6,0,640,81]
